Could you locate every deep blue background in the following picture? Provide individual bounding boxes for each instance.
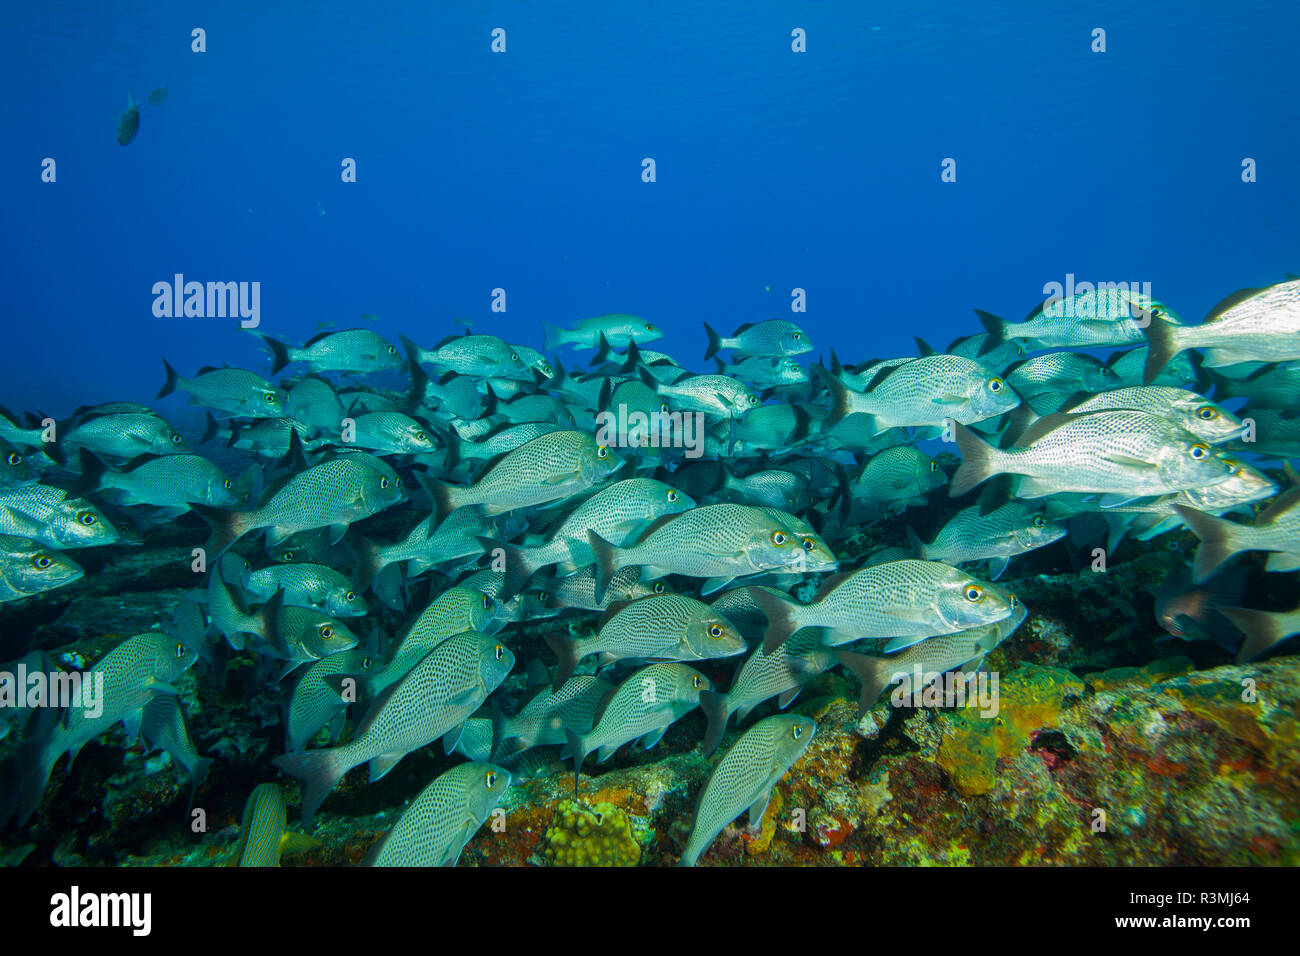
[3,1,1298,419]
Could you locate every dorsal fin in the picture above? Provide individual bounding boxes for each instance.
[1204,287,1266,323]
[1010,411,1081,448]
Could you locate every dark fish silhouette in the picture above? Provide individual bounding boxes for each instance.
[116,90,140,145]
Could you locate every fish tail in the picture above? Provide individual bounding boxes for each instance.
[68,447,108,498]
[1140,316,1182,385]
[586,530,625,603]
[257,588,291,659]
[477,536,537,602]
[187,757,214,811]
[1173,505,1241,583]
[397,333,423,369]
[200,411,220,445]
[703,322,724,361]
[250,331,292,375]
[348,530,387,592]
[191,503,253,558]
[427,478,459,523]
[543,632,582,691]
[751,587,802,653]
[818,367,861,430]
[157,357,180,398]
[904,525,927,559]
[10,708,61,826]
[1220,607,1290,663]
[973,309,1006,355]
[271,748,346,825]
[835,650,894,716]
[564,728,589,790]
[949,422,1000,498]
[540,320,566,353]
[698,689,733,757]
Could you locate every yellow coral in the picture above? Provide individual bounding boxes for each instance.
[543,799,641,867]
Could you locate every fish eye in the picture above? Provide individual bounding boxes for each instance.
[988,378,1004,392]
[1151,307,1165,319]
[170,433,184,444]
[1197,406,1218,421]
[78,511,96,526]
[379,476,390,488]
[345,590,356,602]
[708,624,723,639]
[494,644,505,662]
[415,431,426,441]
[1032,515,1047,528]
[645,323,655,331]
[1222,459,1240,475]
[223,479,233,490]
[1189,443,1210,460]
[965,585,984,602]
[537,591,548,602]
[792,725,803,739]
[748,395,759,405]
[792,332,802,340]
[929,461,940,472]
[653,582,666,594]
[667,489,679,502]
[485,771,498,789]
[771,531,788,546]
[511,353,519,361]
[1009,593,1019,609]
[5,452,20,465]
[320,625,334,639]
[33,554,52,570]
[263,393,276,404]
[388,346,399,355]
[395,476,403,487]
[692,675,703,689]
[481,593,491,609]
[281,551,294,561]
[362,657,373,669]
[174,643,186,659]
[801,537,815,552]
[597,446,609,459]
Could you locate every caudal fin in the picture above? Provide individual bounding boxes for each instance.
[949,422,1000,498]
[540,321,566,353]
[190,503,253,558]
[544,633,583,691]
[250,331,292,375]
[1220,606,1296,664]
[426,478,458,524]
[271,748,347,825]
[587,530,626,603]
[750,587,803,654]
[157,357,180,398]
[1140,317,1182,386]
[698,689,734,757]
[349,530,387,592]
[835,650,894,715]
[477,536,537,602]
[1173,505,1241,583]
[703,322,725,361]
[973,310,1006,355]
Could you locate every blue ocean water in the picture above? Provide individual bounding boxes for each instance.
[3,0,1298,418]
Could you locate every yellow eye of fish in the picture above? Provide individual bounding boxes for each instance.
[494,644,505,662]
[5,452,19,465]
[264,393,275,404]
[282,551,294,561]
[748,395,759,405]
[415,431,426,441]
[511,353,519,361]
[801,537,815,552]
[645,323,655,331]
[772,531,787,545]
[320,625,334,639]
[692,675,703,689]
[33,555,52,570]
[965,585,984,602]
[1189,444,1210,460]
[792,332,802,340]
[170,433,183,444]
[929,461,940,472]
[1009,593,1019,608]
[345,590,356,601]
[379,476,389,488]
[597,446,609,459]
[1032,515,1046,528]
[78,512,96,526]
[653,582,665,594]
[667,490,679,502]
[988,378,1004,392]
[708,624,723,639]
[792,726,803,739]
[1197,406,1217,421]
[485,771,498,789]
[481,594,491,609]
[174,643,186,659]
[660,403,670,413]
[362,657,373,669]
[223,480,233,489]
[388,346,399,355]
